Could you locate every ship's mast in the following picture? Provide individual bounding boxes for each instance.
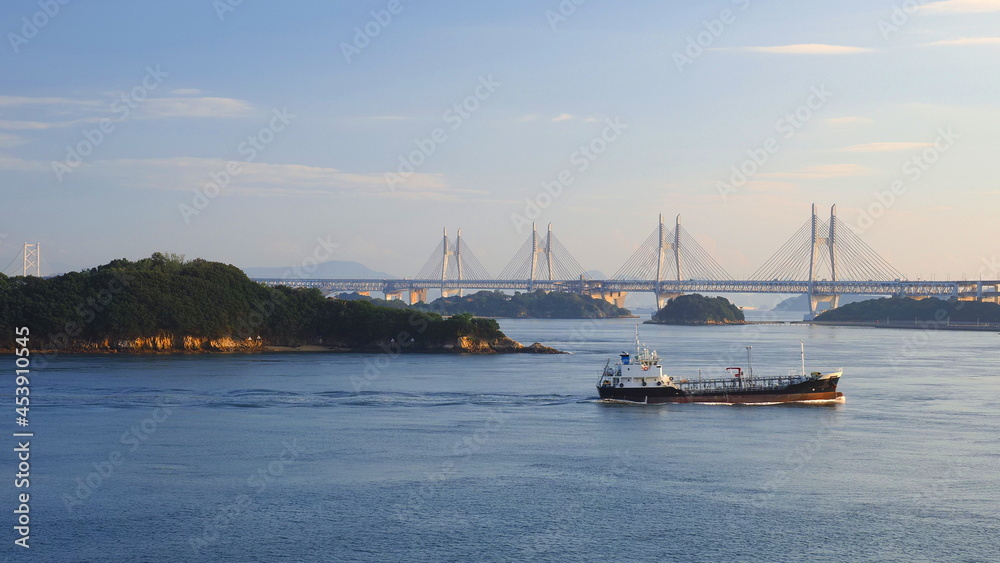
[745,346,753,379]
[800,341,806,377]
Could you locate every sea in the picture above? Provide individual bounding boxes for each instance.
[3,318,998,562]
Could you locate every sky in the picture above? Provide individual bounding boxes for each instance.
[1,0,999,284]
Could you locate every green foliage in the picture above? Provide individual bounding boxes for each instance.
[335,292,411,310]
[815,296,1000,323]
[650,294,745,324]
[0,255,510,350]
[415,290,632,318]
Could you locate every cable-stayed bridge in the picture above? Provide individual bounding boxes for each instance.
[254,204,999,318]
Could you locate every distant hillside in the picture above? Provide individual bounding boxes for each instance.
[341,289,632,318]
[772,293,881,312]
[421,290,632,318]
[243,260,395,280]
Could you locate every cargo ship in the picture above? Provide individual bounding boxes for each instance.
[596,330,843,405]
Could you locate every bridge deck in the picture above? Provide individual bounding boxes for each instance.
[252,277,997,299]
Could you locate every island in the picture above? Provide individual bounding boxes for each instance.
[814,296,1000,328]
[645,294,745,325]
[340,289,633,319]
[0,253,561,354]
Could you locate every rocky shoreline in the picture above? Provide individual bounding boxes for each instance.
[0,334,564,355]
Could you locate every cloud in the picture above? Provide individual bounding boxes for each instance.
[136,97,256,119]
[45,156,477,201]
[825,116,874,126]
[0,94,255,129]
[0,133,28,148]
[839,142,934,152]
[0,117,105,130]
[551,113,574,122]
[741,180,799,193]
[921,0,1000,13]
[922,37,1000,46]
[0,96,101,107]
[720,44,874,54]
[0,153,48,173]
[760,164,873,179]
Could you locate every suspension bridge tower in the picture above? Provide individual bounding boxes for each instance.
[23,242,40,277]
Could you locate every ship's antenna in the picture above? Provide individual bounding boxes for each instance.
[746,346,753,379]
[634,323,640,353]
[800,341,806,377]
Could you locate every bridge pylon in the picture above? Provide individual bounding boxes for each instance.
[808,204,840,319]
[415,228,491,302]
[499,223,588,289]
[612,214,730,309]
[752,203,907,319]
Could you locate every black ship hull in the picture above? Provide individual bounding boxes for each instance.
[597,376,842,405]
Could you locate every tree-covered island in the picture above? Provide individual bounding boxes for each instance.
[645,294,746,325]
[340,289,633,319]
[814,296,1000,324]
[0,254,560,354]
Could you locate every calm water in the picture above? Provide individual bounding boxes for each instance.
[3,319,999,562]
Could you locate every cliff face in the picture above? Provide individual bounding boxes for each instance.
[452,336,562,354]
[12,334,265,353]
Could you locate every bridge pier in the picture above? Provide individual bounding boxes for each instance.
[384,291,402,301]
[807,293,839,320]
[409,288,428,305]
[604,291,628,309]
[655,292,683,311]
[584,290,627,309]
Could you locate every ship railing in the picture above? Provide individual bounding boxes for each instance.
[677,375,807,393]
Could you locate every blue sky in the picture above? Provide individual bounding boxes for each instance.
[1,0,999,283]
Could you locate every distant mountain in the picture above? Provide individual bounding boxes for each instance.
[585,270,607,280]
[243,260,396,280]
[772,293,881,312]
